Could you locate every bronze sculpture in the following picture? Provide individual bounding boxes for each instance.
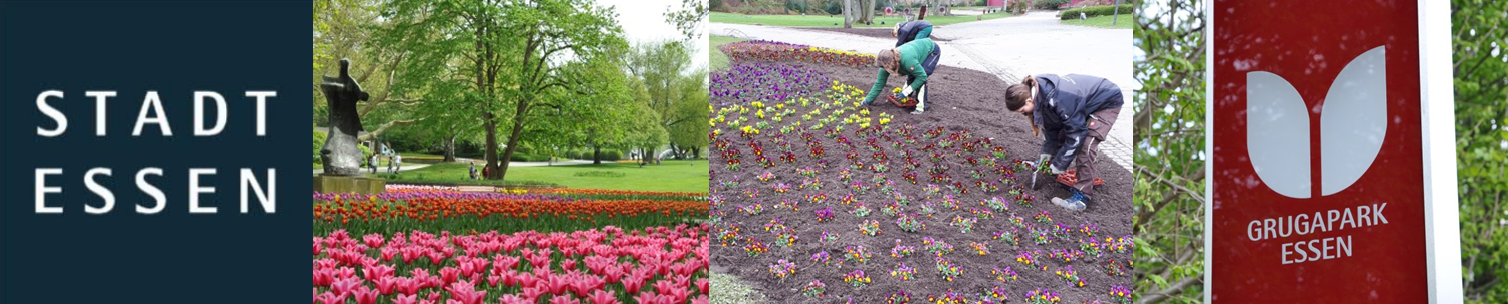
[318,58,370,176]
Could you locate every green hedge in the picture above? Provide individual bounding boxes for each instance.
[1060,4,1132,20]
[508,152,551,162]
[564,149,623,161]
[313,129,327,165]
[1036,0,1072,10]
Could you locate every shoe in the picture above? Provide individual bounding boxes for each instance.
[1051,189,1088,211]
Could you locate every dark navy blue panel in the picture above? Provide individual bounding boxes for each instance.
[1,1,308,302]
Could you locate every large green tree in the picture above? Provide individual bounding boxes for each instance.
[1131,0,1205,303]
[1453,0,1508,302]
[668,71,711,159]
[374,0,629,180]
[627,40,704,161]
[314,0,419,143]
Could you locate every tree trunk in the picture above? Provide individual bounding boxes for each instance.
[496,97,530,181]
[858,0,875,24]
[843,0,854,28]
[484,114,500,179]
[593,146,602,165]
[442,135,457,162]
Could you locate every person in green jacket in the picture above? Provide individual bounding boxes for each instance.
[863,37,941,114]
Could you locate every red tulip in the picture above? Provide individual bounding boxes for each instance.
[548,294,582,304]
[352,286,378,304]
[315,291,345,304]
[587,289,620,304]
[444,280,486,304]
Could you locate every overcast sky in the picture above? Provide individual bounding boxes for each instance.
[593,0,708,70]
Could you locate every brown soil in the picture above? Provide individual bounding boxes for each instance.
[711,60,1132,304]
[802,27,954,42]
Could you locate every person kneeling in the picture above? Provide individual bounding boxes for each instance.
[863,37,940,115]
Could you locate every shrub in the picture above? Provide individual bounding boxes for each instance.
[600,149,623,161]
[574,171,627,178]
[508,152,551,162]
[785,0,807,14]
[1059,4,1132,20]
[313,129,327,164]
[823,0,842,15]
[1035,0,1071,10]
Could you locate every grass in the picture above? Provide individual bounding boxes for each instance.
[711,11,1014,28]
[710,35,748,71]
[1059,13,1133,29]
[710,271,765,304]
[378,160,710,193]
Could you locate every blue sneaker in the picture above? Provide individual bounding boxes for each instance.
[1052,188,1088,211]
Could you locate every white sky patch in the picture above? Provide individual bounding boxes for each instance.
[595,0,709,70]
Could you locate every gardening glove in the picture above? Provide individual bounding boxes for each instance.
[1036,154,1050,168]
[861,96,873,105]
[901,85,915,96]
[1050,162,1067,175]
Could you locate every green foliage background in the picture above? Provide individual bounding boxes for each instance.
[1130,0,1205,303]
[1452,0,1508,302]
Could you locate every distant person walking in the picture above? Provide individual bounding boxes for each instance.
[393,154,402,174]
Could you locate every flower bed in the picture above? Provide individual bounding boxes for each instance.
[719,40,875,69]
[711,62,831,106]
[313,224,709,304]
[708,41,1134,303]
[313,190,707,236]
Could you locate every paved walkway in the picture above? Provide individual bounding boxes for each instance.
[712,11,1135,171]
[312,159,596,175]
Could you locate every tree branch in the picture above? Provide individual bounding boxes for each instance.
[357,118,417,141]
[1136,276,1203,304]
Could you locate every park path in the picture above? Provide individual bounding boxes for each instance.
[711,11,1135,171]
[311,159,595,175]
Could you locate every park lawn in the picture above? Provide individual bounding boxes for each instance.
[382,160,710,193]
[711,11,1013,28]
[710,35,748,71]
[1060,13,1133,29]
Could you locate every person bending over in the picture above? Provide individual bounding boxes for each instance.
[1004,74,1124,211]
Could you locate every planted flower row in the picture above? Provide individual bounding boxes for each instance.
[711,62,831,106]
[313,224,709,304]
[313,190,707,236]
[719,40,875,69]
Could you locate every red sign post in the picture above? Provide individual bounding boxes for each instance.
[1207,1,1445,302]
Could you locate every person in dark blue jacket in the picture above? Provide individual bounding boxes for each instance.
[1003,74,1124,211]
[892,20,933,47]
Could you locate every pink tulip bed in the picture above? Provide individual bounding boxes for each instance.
[709,42,1134,303]
[314,187,710,304]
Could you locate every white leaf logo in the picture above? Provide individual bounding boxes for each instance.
[1246,46,1387,199]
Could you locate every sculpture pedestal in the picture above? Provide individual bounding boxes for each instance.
[313,174,386,194]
